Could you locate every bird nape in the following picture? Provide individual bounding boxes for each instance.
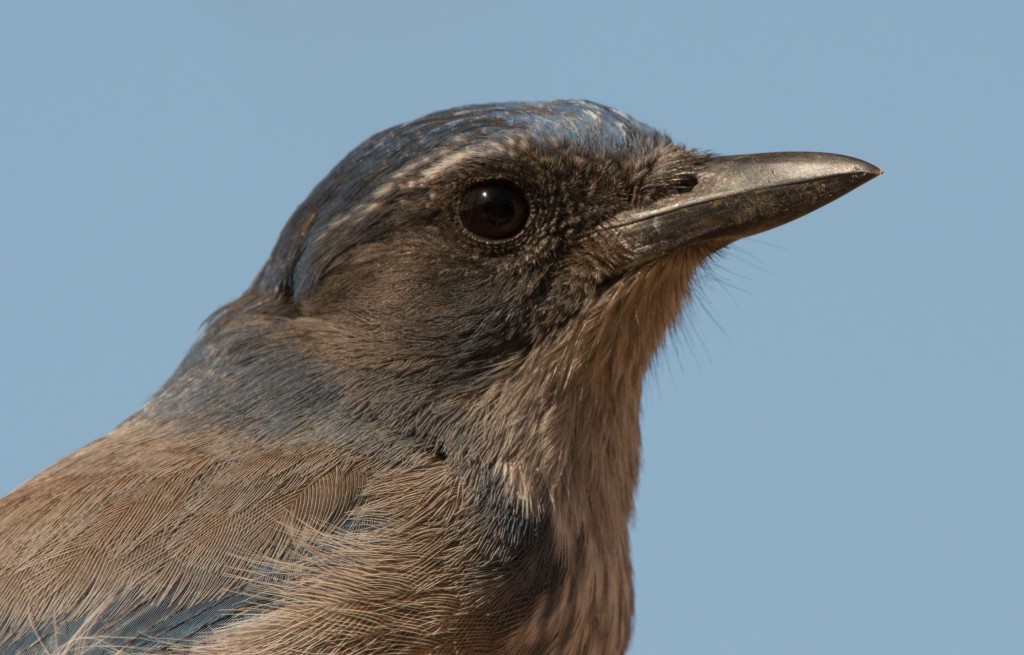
[0,100,879,655]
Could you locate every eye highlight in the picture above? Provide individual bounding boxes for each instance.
[458,181,529,241]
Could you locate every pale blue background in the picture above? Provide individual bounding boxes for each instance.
[1,2,1022,653]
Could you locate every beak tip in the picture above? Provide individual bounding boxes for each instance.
[840,157,883,195]
[852,158,883,178]
[809,152,882,181]
[799,153,881,196]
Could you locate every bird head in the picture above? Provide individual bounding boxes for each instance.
[254,102,710,366]
[243,100,876,382]
[167,100,878,475]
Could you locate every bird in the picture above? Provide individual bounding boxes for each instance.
[0,100,880,655]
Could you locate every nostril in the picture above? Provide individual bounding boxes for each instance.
[674,173,699,193]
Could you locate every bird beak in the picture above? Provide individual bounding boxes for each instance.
[604,152,882,267]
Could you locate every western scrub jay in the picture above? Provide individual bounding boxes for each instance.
[0,100,879,654]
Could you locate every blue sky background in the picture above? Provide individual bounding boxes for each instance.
[1,2,1021,653]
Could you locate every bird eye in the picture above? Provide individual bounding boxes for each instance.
[458,181,529,241]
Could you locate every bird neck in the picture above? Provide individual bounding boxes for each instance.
[479,251,706,652]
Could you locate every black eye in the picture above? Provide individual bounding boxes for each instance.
[458,181,529,241]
